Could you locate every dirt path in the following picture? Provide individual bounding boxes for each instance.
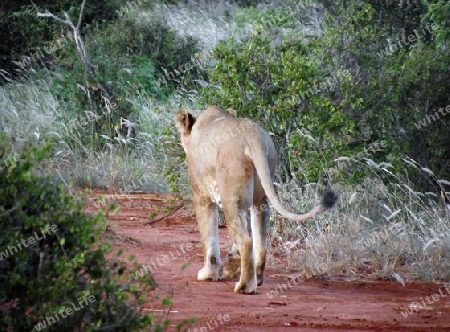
[86,190,450,331]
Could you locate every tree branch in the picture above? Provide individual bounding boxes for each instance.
[33,0,115,141]
[36,11,71,26]
[33,0,93,76]
[143,203,185,226]
[77,0,88,30]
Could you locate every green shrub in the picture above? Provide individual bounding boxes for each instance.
[200,0,450,190]
[315,0,450,189]
[0,0,124,82]
[0,136,164,331]
[49,16,200,150]
[200,31,356,184]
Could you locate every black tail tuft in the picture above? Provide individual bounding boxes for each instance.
[322,190,338,209]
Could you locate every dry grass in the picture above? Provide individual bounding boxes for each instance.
[2,0,449,283]
[269,157,450,283]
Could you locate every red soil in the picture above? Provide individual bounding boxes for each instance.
[85,190,450,331]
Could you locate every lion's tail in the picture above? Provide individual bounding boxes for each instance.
[248,141,337,222]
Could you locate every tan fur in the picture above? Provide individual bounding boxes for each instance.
[175,106,336,294]
[223,244,241,279]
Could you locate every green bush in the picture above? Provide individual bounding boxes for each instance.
[0,0,124,82]
[200,31,356,184]
[200,0,450,190]
[49,16,200,150]
[0,137,164,331]
[315,0,450,189]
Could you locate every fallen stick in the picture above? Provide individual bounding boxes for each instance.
[143,203,185,226]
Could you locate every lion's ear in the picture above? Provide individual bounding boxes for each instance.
[175,109,196,134]
[226,108,237,117]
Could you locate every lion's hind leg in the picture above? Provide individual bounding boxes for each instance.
[216,146,257,293]
[223,203,256,294]
[193,196,223,281]
[251,197,270,286]
[219,182,256,294]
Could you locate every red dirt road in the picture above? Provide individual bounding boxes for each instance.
[86,191,450,331]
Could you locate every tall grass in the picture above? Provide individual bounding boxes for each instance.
[140,1,246,51]
[0,80,58,144]
[0,78,168,192]
[1,0,449,282]
[269,157,450,282]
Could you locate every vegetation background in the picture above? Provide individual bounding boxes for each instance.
[1,0,449,330]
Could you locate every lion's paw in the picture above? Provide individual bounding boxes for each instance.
[234,276,257,294]
[223,252,241,279]
[197,265,223,281]
[257,274,264,286]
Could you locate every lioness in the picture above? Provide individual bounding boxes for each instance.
[175,106,337,294]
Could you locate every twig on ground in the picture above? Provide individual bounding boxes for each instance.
[144,203,185,226]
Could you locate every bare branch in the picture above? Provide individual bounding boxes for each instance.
[33,1,94,76]
[33,0,114,133]
[143,203,185,226]
[63,12,76,30]
[77,0,88,30]
[37,11,71,26]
